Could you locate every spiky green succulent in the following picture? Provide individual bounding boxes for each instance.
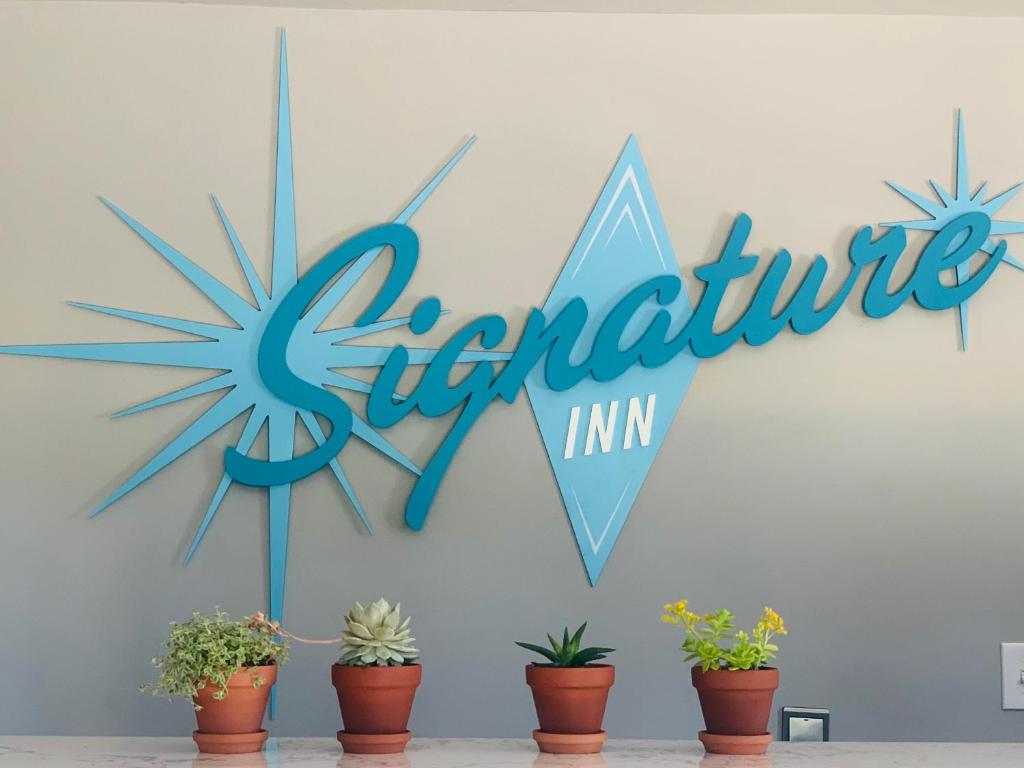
[516,622,614,667]
[339,598,419,667]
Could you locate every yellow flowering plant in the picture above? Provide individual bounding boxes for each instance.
[661,600,787,672]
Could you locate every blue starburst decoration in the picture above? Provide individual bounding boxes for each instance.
[884,110,1024,350]
[0,32,506,649]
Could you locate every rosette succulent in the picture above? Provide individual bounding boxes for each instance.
[339,598,419,666]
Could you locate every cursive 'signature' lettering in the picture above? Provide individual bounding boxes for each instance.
[226,211,1004,531]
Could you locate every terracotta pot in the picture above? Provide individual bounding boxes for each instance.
[525,664,614,754]
[331,664,421,753]
[192,665,276,754]
[691,666,778,735]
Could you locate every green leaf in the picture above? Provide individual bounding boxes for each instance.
[516,641,560,664]
[547,633,562,656]
[571,646,614,666]
[569,622,587,657]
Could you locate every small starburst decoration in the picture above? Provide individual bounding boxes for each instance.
[883,110,1024,350]
[0,32,506,638]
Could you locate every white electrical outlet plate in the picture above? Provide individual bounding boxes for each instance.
[1001,643,1024,709]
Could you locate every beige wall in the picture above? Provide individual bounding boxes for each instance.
[2,0,1023,739]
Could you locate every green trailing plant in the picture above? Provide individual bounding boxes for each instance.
[516,622,615,667]
[338,598,419,666]
[141,609,287,707]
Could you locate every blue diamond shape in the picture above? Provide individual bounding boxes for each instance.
[525,136,700,585]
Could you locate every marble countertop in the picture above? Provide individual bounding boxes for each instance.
[1,737,1023,768]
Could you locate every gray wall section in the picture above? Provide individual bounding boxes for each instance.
[2,1,1024,741]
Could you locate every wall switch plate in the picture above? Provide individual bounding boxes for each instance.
[780,707,830,741]
[1001,643,1024,709]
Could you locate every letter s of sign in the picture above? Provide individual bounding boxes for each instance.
[225,223,420,487]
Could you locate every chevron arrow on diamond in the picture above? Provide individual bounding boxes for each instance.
[524,136,701,585]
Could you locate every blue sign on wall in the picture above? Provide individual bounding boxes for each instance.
[525,137,699,585]
[1,32,1022,641]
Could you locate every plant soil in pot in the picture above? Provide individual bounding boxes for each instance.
[332,599,421,754]
[517,623,616,754]
[141,609,288,755]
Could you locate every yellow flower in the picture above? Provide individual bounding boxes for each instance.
[679,609,703,629]
[661,598,707,630]
[759,606,787,634]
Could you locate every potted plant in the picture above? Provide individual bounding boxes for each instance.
[331,598,421,754]
[142,609,287,754]
[661,600,787,755]
[516,623,615,754]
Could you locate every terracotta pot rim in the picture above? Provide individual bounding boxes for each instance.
[691,665,779,691]
[200,665,278,689]
[331,662,422,668]
[525,662,614,669]
[526,663,615,689]
[331,662,422,689]
[210,664,279,672]
[230,664,279,671]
